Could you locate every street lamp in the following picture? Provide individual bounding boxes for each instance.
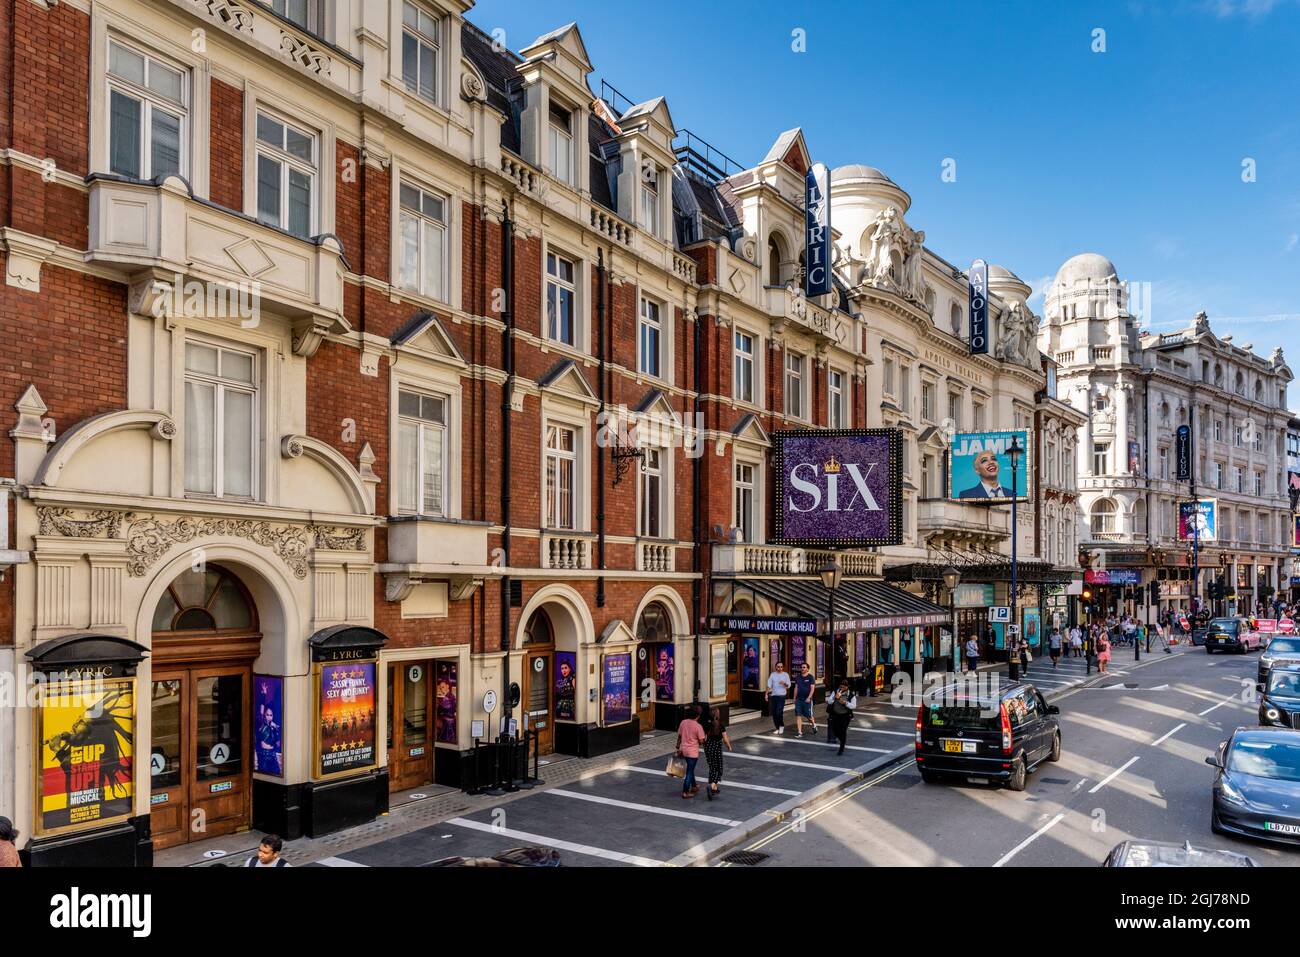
[819,559,844,695]
[943,566,961,674]
[1008,436,1024,683]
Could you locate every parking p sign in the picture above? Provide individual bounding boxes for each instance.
[988,606,1011,623]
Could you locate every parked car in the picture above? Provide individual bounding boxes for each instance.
[916,681,1060,791]
[1260,664,1300,730]
[422,846,562,867]
[1258,636,1300,688]
[1208,728,1300,846]
[1103,839,1257,867]
[1204,617,1265,654]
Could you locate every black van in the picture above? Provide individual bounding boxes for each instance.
[915,682,1061,791]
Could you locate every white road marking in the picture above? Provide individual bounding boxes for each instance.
[447,817,664,867]
[547,788,741,827]
[763,734,890,754]
[993,812,1066,868]
[848,725,914,737]
[316,856,368,867]
[1151,722,1187,747]
[726,750,854,773]
[620,764,800,796]
[1198,698,1238,717]
[1089,756,1140,794]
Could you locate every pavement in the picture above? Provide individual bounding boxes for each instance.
[724,641,1300,868]
[156,647,1115,868]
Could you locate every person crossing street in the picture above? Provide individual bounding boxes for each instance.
[792,662,818,737]
[765,660,791,734]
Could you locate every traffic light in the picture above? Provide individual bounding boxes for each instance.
[1149,581,1160,604]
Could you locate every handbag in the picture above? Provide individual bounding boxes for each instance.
[666,754,687,779]
[828,696,851,717]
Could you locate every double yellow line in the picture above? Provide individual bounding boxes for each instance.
[716,759,913,865]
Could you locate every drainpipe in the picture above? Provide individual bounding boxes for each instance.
[691,303,703,706]
[596,248,607,609]
[500,200,515,729]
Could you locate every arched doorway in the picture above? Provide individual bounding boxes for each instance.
[148,564,261,849]
[523,608,556,755]
[635,602,673,732]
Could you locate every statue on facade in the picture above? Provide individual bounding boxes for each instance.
[996,301,1039,367]
[863,207,903,287]
[901,228,926,302]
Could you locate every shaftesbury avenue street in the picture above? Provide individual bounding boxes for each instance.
[1,0,1298,942]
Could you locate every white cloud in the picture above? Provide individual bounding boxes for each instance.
[1285,233,1299,253]
[1203,0,1289,17]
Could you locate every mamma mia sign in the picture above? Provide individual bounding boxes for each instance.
[772,430,903,547]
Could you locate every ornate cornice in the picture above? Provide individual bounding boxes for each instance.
[37,507,126,539]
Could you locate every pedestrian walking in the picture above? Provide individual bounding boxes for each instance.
[826,679,858,755]
[766,660,791,734]
[703,708,733,800]
[674,705,707,799]
[1020,636,1032,675]
[0,816,20,868]
[964,634,980,673]
[1048,629,1063,667]
[245,834,291,867]
[1071,629,1083,658]
[792,661,819,737]
[1097,633,1112,674]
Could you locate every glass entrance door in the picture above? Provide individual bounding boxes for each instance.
[386,662,433,792]
[524,651,554,755]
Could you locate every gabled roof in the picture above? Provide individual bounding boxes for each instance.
[762,128,811,174]
[520,21,593,75]
[731,413,770,446]
[390,311,466,364]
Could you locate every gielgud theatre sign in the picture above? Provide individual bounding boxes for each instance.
[772,430,903,547]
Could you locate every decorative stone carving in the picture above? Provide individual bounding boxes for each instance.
[448,576,482,602]
[279,31,331,77]
[149,418,178,442]
[739,236,758,264]
[281,435,305,459]
[11,384,49,441]
[860,208,928,306]
[461,69,485,102]
[311,525,366,551]
[124,516,310,579]
[38,507,127,539]
[190,0,254,33]
[1,228,59,292]
[1192,311,1210,334]
[291,315,331,358]
[995,301,1041,368]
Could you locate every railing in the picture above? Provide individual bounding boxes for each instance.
[543,532,592,570]
[712,543,881,578]
[637,541,675,573]
[501,152,539,195]
[590,207,634,246]
[672,253,696,283]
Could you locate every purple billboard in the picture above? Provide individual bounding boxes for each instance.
[772,430,902,547]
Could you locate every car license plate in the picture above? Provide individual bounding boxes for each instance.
[942,739,976,754]
[1264,821,1300,835]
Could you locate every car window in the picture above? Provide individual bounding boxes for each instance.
[1210,619,1238,634]
[1268,672,1300,697]
[1005,694,1027,729]
[1021,692,1038,721]
[925,703,998,732]
[1269,639,1300,655]
[1036,692,1050,714]
[1227,738,1300,783]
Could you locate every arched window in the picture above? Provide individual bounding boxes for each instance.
[767,234,786,287]
[1090,499,1117,536]
[949,302,962,336]
[1132,500,1147,536]
[636,602,672,643]
[524,608,554,646]
[152,565,255,635]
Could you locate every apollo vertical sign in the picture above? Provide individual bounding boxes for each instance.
[804,163,832,298]
[968,259,989,355]
[772,429,903,547]
[1175,425,1192,481]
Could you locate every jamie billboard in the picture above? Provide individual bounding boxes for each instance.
[948,431,1030,502]
[772,429,902,547]
[1179,500,1217,542]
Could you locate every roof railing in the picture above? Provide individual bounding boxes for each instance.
[673,129,744,184]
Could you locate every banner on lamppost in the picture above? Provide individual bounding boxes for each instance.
[804,163,832,298]
[1179,500,1217,542]
[1175,425,1192,481]
[772,429,903,547]
[948,430,1031,502]
[968,259,989,355]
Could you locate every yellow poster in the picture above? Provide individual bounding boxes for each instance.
[38,678,135,835]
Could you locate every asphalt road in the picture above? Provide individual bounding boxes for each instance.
[723,644,1300,867]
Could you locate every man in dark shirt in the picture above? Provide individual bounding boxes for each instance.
[792,662,819,737]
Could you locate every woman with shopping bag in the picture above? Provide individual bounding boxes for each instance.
[673,705,706,798]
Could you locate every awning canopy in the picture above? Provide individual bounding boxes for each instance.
[735,578,949,635]
[885,560,1074,586]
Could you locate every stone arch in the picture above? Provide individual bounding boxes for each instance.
[34,409,176,488]
[633,585,690,638]
[514,583,594,652]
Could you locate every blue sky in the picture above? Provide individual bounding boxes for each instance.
[467,0,1300,404]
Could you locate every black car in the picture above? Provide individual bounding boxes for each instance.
[1204,617,1264,654]
[1103,839,1257,867]
[916,681,1061,791]
[1258,636,1300,687]
[1260,664,1300,730]
[1208,728,1300,846]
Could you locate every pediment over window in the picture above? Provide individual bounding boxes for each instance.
[731,413,770,448]
[391,311,467,367]
[762,128,811,176]
[596,617,635,647]
[917,425,949,451]
[538,358,598,406]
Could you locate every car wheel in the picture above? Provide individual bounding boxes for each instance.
[1007,757,1027,792]
[1048,732,1062,763]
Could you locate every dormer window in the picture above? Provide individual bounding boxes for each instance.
[640,162,660,237]
[401,1,439,104]
[549,101,574,185]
